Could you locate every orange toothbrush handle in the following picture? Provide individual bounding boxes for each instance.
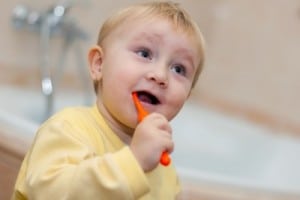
[132,92,149,122]
[160,151,171,166]
[132,92,171,166]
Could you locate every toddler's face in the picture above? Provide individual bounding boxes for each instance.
[97,18,200,128]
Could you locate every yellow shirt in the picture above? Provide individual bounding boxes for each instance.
[12,105,180,200]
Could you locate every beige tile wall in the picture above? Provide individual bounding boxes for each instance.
[0,0,299,135]
[195,0,300,135]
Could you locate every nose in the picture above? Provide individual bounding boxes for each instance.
[146,66,168,88]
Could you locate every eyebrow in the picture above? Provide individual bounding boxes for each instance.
[132,31,162,44]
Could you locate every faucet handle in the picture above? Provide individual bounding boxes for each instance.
[12,4,30,29]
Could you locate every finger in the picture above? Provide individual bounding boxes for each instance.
[164,138,174,154]
[157,130,174,152]
[150,115,172,133]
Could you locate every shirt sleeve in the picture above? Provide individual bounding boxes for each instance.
[24,119,150,200]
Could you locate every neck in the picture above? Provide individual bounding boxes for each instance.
[96,99,134,145]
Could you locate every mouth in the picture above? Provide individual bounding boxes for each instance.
[136,91,160,105]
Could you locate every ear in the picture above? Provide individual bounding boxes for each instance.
[88,45,104,81]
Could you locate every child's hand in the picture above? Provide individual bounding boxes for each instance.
[130,112,173,172]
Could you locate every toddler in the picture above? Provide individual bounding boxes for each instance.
[12,1,205,199]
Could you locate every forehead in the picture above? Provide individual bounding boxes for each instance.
[108,16,201,53]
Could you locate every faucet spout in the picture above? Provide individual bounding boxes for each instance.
[11,0,90,120]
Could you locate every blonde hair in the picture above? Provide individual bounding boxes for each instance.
[94,1,205,93]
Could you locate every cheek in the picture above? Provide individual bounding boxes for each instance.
[102,63,130,86]
[101,63,137,105]
[167,85,190,119]
[172,81,191,102]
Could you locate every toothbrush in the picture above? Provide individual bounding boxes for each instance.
[132,92,171,166]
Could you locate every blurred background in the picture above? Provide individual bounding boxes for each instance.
[0,0,299,199]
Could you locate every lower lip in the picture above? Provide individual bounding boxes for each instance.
[140,101,156,110]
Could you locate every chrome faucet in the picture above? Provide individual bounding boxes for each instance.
[12,0,90,121]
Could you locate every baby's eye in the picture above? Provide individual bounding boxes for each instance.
[137,49,152,60]
[171,65,186,76]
